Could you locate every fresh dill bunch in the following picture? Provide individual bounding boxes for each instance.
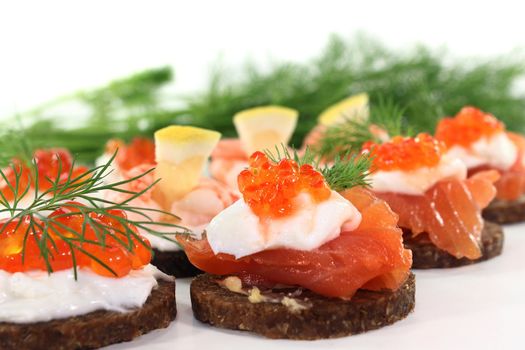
[4,34,525,163]
[370,96,413,137]
[25,66,173,122]
[264,144,370,192]
[14,67,180,164]
[315,118,371,160]
[0,151,190,278]
[187,34,525,146]
[315,97,411,159]
[0,124,35,167]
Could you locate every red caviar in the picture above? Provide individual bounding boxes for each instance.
[0,160,32,201]
[237,152,331,218]
[34,148,73,188]
[0,203,151,277]
[362,133,445,172]
[435,106,504,148]
[0,148,89,200]
[106,137,155,171]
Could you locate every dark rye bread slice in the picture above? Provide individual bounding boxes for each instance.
[191,273,415,340]
[482,195,525,224]
[403,221,504,269]
[152,248,202,278]
[0,279,176,350]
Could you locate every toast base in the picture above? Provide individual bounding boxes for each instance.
[191,272,415,340]
[482,195,525,224]
[152,248,202,278]
[403,221,504,269]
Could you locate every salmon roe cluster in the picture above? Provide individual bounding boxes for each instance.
[362,133,446,172]
[0,203,151,277]
[237,152,331,218]
[106,137,156,171]
[0,149,88,201]
[435,106,504,148]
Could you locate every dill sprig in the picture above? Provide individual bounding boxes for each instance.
[319,154,371,192]
[315,97,412,159]
[371,96,412,137]
[0,151,189,278]
[264,144,318,167]
[315,118,371,160]
[264,144,370,192]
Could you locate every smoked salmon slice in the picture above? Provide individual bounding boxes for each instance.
[436,106,525,201]
[375,170,499,260]
[493,132,525,201]
[180,187,412,299]
[467,133,525,201]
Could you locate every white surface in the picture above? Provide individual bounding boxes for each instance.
[105,223,525,350]
[1,0,525,119]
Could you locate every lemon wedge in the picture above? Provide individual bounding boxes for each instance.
[233,106,298,155]
[318,93,369,126]
[153,125,221,209]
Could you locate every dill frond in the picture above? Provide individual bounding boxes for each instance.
[0,151,190,278]
[264,144,370,192]
[315,97,412,159]
[319,153,371,192]
[264,144,318,167]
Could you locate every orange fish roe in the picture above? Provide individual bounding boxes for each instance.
[0,203,151,277]
[0,149,88,200]
[237,152,331,218]
[362,133,446,172]
[106,137,156,171]
[435,106,505,148]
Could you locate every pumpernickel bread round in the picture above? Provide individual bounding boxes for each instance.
[0,279,176,350]
[191,273,415,339]
[403,221,504,269]
[482,196,525,224]
[152,248,202,277]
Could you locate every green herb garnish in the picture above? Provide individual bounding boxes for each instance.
[0,151,189,279]
[264,144,371,192]
[319,154,372,192]
[4,34,524,163]
[315,97,412,159]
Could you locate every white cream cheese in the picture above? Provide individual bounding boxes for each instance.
[446,132,518,170]
[369,155,467,195]
[206,191,361,259]
[0,264,170,323]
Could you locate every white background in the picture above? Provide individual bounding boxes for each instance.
[1,0,525,120]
